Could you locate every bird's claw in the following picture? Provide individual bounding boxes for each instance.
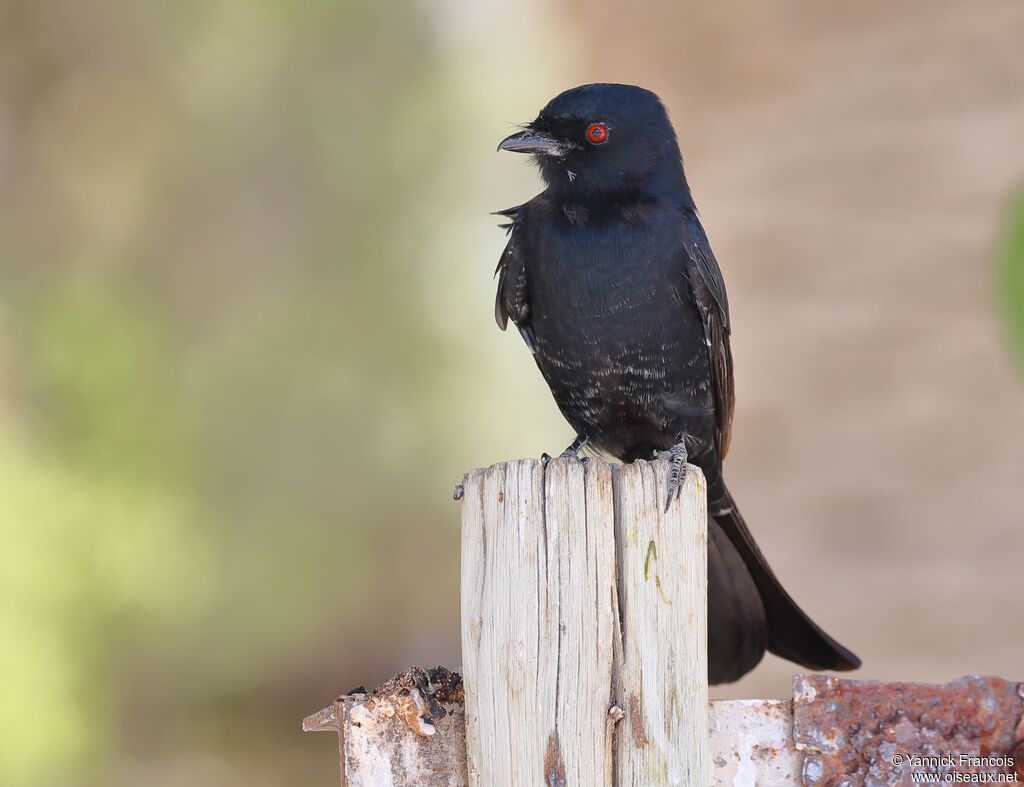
[655,440,689,512]
[542,451,587,467]
[561,434,590,463]
[542,435,590,466]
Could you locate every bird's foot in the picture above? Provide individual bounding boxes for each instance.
[542,434,590,466]
[654,439,689,512]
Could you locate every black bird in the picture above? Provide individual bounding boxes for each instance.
[494,83,860,684]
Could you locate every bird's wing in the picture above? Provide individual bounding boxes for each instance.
[681,214,735,458]
[493,204,537,352]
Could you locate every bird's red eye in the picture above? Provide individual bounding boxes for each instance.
[586,123,609,144]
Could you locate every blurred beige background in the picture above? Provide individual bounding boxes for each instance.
[2,1,1023,785]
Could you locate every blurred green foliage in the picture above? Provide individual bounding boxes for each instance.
[1003,194,1024,364]
[0,1,562,785]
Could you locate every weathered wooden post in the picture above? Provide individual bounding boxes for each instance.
[460,457,709,786]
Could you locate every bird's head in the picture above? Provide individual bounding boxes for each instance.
[498,83,689,202]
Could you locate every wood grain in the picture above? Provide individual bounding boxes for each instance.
[460,457,708,786]
[612,460,709,786]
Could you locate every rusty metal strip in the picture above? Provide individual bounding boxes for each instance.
[793,674,1024,785]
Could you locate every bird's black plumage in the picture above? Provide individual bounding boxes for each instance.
[495,83,859,684]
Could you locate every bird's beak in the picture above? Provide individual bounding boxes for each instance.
[497,129,570,157]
